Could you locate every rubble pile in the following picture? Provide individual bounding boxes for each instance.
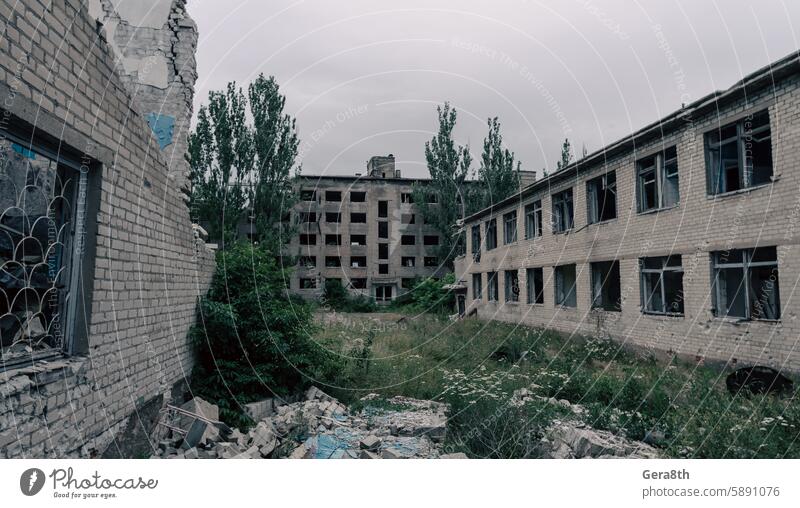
[151,387,452,459]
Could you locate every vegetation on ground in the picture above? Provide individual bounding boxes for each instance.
[317,314,800,459]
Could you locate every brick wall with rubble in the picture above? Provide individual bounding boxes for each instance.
[0,0,215,457]
[455,59,800,372]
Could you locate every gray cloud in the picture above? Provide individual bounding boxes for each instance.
[189,0,800,178]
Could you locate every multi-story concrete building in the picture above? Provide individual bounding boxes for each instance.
[455,52,800,372]
[287,155,448,302]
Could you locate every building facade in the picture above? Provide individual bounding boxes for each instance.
[455,52,800,372]
[288,155,447,302]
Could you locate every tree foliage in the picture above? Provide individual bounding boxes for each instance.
[188,75,300,248]
[556,137,574,170]
[477,117,521,209]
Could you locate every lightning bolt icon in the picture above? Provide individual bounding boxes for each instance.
[28,470,37,493]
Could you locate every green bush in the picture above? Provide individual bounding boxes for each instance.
[191,242,342,427]
[321,279,377,312]
[400,273,456,314]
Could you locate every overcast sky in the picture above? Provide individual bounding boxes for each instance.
[188,0,800,179]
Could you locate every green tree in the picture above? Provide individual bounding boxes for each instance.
[477,117,521,209]
[556,138,573,170]
[188,75,300,248]
[412,103,473,268]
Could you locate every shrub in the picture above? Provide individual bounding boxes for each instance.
[400,273,456,314]
[321,279,377,312]
[190,242,342,427]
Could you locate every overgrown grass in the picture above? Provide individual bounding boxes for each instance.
[317,314,800,458]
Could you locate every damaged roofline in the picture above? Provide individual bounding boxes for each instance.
[462,49,800,224]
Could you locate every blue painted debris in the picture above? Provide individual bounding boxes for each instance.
[145,113,175,149]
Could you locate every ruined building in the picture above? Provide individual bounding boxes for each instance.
[287,155,448,302]
[455,52,800,371]
[0,0,215,457]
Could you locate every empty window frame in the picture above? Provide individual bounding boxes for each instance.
[378,200,388,218]
[401,235,416,246]
[423,235,439,246]
[298,256,316,268]
[300,189,316,201]
[705,110,772,195]
[424,256,438,267]
[351,212,367,223]
[471,225,481,262]
[401,256,416,267]
[325,234,342,246]
[472,273,483,300]
[350,191,366,202]
[586,172,617,224]
[378,222,389,239]
[378,264,389,275]
[427,193,438,203]
[325,256,342,267]
[487,271,499,302]
[351,278,367,289]
[300,278,317,289]
[526,267,544,305]
[401,193,414,204]
[401,213,415,225]
[554,264,577,307]
[524,200,543,239]
[504,269,520,302]
[300,234,316,245]
[591,261,621,311]
[351,234,367,246]
[640,255,684,315]
[375,285,392,301]
[485,218,498,250]
[378,243,389,259]
[325,190,342,202]
[299,211,317,223]
[325,212,341,223]
[637,146,679,212]
[350,256,367,268]
[551,189,574,233]
[503,211,517,244]
[711,247,780,320]
[402,278,416,289]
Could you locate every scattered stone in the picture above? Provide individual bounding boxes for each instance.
[359,450,380,459]
[359,435,381,450]
[381,448,401,459]
[440,453,469,459]
[537,421,659,459]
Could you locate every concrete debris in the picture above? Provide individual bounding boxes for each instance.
[151,389,451,459]
[537,421,660,459]
[440,453,469,459]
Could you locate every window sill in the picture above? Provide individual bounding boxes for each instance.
[505,300,520,305]
[707,182,773,200]
[637,204,679,216]
[591,307,622,313]
[556,304,577,310]
[552,229,573,236]
[587,218,618,227]
[641,311,684,318]
[711,316,781,325]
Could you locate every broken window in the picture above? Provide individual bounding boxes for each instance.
[554,264,577,307]
[423,235,439,246]
[401,213,415,225]
[401,235,415,246]
[350,256,367,268]
[299,211,316,223]
[300,234,316,245]
[471,225,481,262]
[487,271,499,302]
[551,189,574,233]
[401,256,415,267]
[350,191,366,202]
[504,269,520,302]
[325,190,341,202]
[401,278,416,289]
[378,243,389,260]
[298,256,316,268]
[378,264,389,275]
[325,234,341,246]
[325,212,341,223]
[325,256,341,267]
[378,222,388,239]
[300,278,317,289]
[586,172,617,224]
[401,193,414,204]
[0,138,88,367]
[472,273,482,300]
[300,189,316,201]
[526,267,544,305]
[524,200,543,239]
[711,247,780,320]
[485,218,497,250]
[503,211,517,244]
[640,255,684,315]
[351,212,367,223]
[637,146,679,212]
[378,201,388,218]
[375,285,392,301]
[706,110,772,195]
[424,256,438,267]
[351,278,367,289]
[591,260,621,311]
